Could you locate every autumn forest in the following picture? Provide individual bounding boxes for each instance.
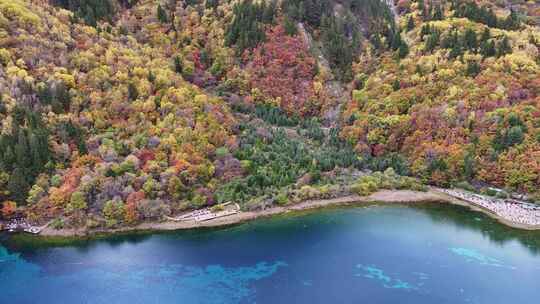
[0,0,538,231]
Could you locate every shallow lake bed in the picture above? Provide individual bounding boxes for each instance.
[1,203,540,304]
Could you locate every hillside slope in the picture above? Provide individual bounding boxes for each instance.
[0,0,538,231]
[341,0,539,196]
[0,0,239,227]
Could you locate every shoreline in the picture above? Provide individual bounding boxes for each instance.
[33,189,540,240]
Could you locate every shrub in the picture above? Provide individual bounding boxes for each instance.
[211,204,225,212]
[50,218,64,230]
[495,191,509,199]
[102,200,125,227]
[26,185,45,204]
[351,178,379,196]
[50,174,62,187]
[66,191,87,213]
[275,191,289,205]
[483,188,498,197]
[454,181,475,192]
[215,147,229,158]
[137,199,170,219]
[190,194,207,209]
[1,201,17,218]
[85,217,101,229]
[352,169,426,196]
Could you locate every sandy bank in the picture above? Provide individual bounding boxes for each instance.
[38,189,540,238]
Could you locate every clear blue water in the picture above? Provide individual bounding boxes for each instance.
[1,203,540,304]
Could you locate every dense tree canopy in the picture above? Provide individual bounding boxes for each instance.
[0,0,538,229]
[342,0,540,195]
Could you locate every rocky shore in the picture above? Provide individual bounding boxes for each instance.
[436,188,540,229]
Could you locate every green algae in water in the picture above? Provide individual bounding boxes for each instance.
[355,264,419,291]
[450,247,516,269]
[0,249,287,304]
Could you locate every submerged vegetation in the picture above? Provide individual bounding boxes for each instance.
[0,0,538,232]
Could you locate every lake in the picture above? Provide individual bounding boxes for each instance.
[1,203,540,304]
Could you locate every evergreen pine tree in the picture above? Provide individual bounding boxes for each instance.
[485,9,497,27]
[529,34,537,46]
[0,95,4,115]
[262,1,276,24]
[480,27,490,42]
[427,4,434,20]
[480,39,496,58]
[449,40,463,59]
[284,16,297,36]
[415,64,423,75]
[205,0,219,10]
[450,0,457,12]
[7,168,29,204]
[52,83,71,114]
[406,16,415,32]
[462,28,477,51]
[463,152,475,180]
[391,30,402,51]
[15,129,31,169]
[441,29,458,49]
[466,60,481,77]
[425,29,440,52]
[28,133,44,175]
[371,33,382,50]
[157,4,168,23]
[418,0,425,12]
[304,0,324,26]
[83,4,97,27]
[174,56,183,74]
[497,36,511,57]
[148,70,156,83]
[37,84,53,105]
[3,146,15,171]
[392,79,401,91]
[398,41,409,58]
[420,23,430,41]
[128,82,139,101]
[503,9,519,30]
[433,5,443,20]
[225,0,274,52]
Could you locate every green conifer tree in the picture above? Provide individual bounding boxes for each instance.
[497,36,511,57]
[406,16,415,32]
[157,4,168,23]
[398,41,409,58]
[7,168,29,203]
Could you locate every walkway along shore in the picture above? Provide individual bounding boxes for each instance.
[36,188,540,238]
[1,218,51,234]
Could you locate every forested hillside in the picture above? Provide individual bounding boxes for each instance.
[341,0,540,195]
[0,0,240,227]
[0,0,538,230]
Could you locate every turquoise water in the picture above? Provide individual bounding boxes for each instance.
[1,203,540,303]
